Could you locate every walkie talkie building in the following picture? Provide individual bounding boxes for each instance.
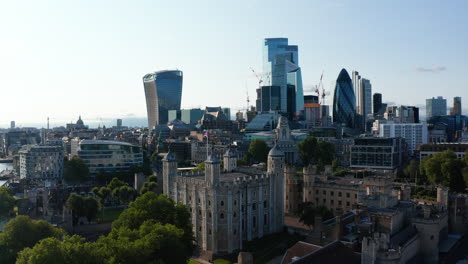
[143,70,183,130]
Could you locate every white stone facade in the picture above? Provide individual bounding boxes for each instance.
[163,147,285,254]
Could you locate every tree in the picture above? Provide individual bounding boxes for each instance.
[97,187,112,206]
[108,177,125,191]
[298,136,318,165]
[317,140,335,166]
[297,202,334,228]
[0,187,15,217]
[113,186,136,205]
[0,215,65,264]
[64,156,90,183]
[66,194,99,224]
[140,182,158,195]
[248,139,270,163]
[420,150,467,192]
[404,159,419,179]
[16,235,100,264]
[192,162,205,172]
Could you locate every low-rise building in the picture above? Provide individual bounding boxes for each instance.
[350,137,404,170]
[77,140,143,175]
[19,145,64,182]
[419,142,468,160]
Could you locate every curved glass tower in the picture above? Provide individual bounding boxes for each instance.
[333,68,356,128]
[143,70,183,129]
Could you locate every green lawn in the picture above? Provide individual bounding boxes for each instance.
[213,259,232,264]
[96,207,125,223]
[187,260,199,264]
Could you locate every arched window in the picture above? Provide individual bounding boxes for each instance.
[220,201,224,206]
[220,213,224,219]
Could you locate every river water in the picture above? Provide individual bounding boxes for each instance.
[0,163,13,171]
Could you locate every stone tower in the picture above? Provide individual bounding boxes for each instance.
[162,151,177,196]
[275,116,291,141]
[223,147,237,172]
[267,144,285,232]
[437,186,449,212]
[205,154,220,186]
[284,164,299,215]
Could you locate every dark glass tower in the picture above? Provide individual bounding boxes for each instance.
[143,70,183,129]
[333,69,356,128]
[373,93,382,114]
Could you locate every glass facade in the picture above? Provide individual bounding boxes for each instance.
[333,69,356,128]
[256,85,281,112]
[143,70,183,129]
[426,96,447,120]
[262,38,303,115]
[350,137,403,169]
[77,140,143,175]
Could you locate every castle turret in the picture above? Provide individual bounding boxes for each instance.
[437,186,449,212]
[205,154,220,185]
[275,116,291,142]
[267,144,285,232]
[162,151,177,196]
[223,147,237,172]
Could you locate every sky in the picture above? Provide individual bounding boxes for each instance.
[0,0,467,128]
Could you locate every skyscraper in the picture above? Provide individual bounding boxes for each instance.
[450,96,462,116]
[143,70,183,129]
[333,69,356,128]
[352,71,372,130]
[263,38,304,115]
[426,96,447,120]
[373,93,382,115]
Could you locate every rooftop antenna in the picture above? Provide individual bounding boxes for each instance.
[245,81,250,112]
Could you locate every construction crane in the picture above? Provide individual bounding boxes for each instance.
[245,83,250,112]
[250,67,263,88]
[315,71,326,105]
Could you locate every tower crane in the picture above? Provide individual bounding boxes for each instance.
[250,67,263,88]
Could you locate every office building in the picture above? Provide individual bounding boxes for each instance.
[373,93,382,115]
[256,85,281,112]
[350,137,404,170]
[163,147,285,254]
[143,70,183,129]
[450,96,462,116]
[235,111,244,121]
[263,38,304,115]
[19,145,64,181]
[168,110,182,122]
[426,96,447,120]
[116,119,122,128]
[181,108,204,125]
[378,123,428,154]
[10,121,15,129]
[333,69,356,128]
[419,142,468,160]
[77,140,143,175]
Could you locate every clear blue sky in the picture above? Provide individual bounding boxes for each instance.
[1,0,467,127]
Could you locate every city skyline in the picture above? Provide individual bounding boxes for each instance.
[1,0,468,127]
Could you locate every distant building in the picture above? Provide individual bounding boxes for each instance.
[373,93,383,115]
[143,70,183,129]
[419,142,468,160]
[168,110,181,122]
[235,111,244,121]
[200,107,235,131]
[350,137,404,170]
[333,69,356,128]
[77,140,143,175]
[426,96,447,120]
[10,121,15,129]
[19,145,64,181]
[263,38,304,115]
[450,96,462,116]
[378,123,428,154]
[66,116,88,130]
[179,108,204,125]
[116,119,122,128]
[352,71,372,128]
[256,85,281,112]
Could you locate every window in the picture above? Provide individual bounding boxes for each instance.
[220,213,224,219]
[264,214,267,225]
[346,193,350,198]
[323,190,326,195]
[234,200,237,206]
[208,200,211,206]
[221,201,224,206]
[286,195,288,200]
[241,205,244,212]
[199,226,201,232]
[234,229,237,235]
[198,209,201,216]
[233,212,237,218]
[346,202,350,206]
[338,201,342,206]
[355,194,357,199]
[264,201,267,208]
[331,200,334,205]
[323,199,326,204]
[253,216,256,228]
[252,203,256,210]
[316,190,319,195]
[338,192,342,197]
[208,212,212,218]
[331,191,334,196]
[209,229,211,235]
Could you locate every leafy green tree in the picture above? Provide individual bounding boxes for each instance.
[297,202,334,228]
[317,140,335,166]
[248,139,270,163]
[0,187,15,217]
[192,162,205,172]
[298,136,318,165]
[108,177,125,191]
[66,194,99,224]
[420,150,467,192]
[64,156,90,183]
[98,187,112,205]
[112,186,135,205]
[140,182,158,195]
[16,235,100,264]
[404,159,419,179]
[0,215,65,264]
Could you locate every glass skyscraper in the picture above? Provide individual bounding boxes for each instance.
[143,70,183,129]
[333,69,356,128]
[426,96,447,120]
[262,38,304,115]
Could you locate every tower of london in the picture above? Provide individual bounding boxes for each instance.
[163,144,286,254]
